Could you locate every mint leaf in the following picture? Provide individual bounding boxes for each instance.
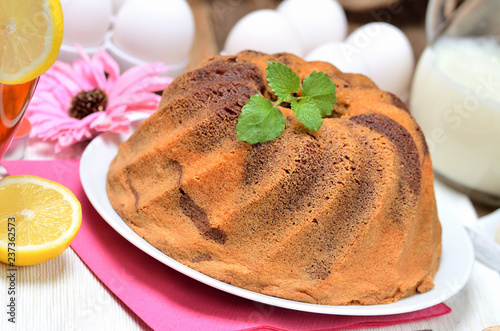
[236,95,286,144]
[302,71,337,117]
[291,98,324,131]
[291,71,337,131]
[236,63,337,143]
[265,61,300,102]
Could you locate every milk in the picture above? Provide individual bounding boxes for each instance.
[410,37,500,197]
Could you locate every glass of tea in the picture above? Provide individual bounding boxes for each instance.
[0,78,39,178]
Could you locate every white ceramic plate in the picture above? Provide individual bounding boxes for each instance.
[80,117,475,316]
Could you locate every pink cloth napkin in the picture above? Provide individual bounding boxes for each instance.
[4,160,451,331]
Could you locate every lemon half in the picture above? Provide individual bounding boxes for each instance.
[0,0,64,84]
[0,175,82,266]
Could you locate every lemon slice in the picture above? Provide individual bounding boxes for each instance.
[0,175,82,266]
[0,0,64,85]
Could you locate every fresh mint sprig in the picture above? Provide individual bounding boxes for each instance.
[236,61,337,144]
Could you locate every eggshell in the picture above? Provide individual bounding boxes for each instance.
[106,31,189,77]
[113,0,194,65]
[276,0,347,54]
[345,22,414,98]
[305,42,369,75]
[61,0,112,48]
[224,9,303,56]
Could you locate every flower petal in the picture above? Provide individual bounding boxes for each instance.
[92,49,121,88]
[107,92,161,110]
[109,62,171,98]
[75,45,108,90]
[71,60,97,90]
[90,113,130,133]
[49,61,86,92]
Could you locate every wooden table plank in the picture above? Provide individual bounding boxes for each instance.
[186,0,220,71]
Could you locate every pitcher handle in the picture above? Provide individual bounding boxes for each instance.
[425,0,458,42]
[425,0,485,43]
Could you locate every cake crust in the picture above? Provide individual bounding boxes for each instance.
[107,50,442,305]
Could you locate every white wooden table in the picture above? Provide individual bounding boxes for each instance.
[1,140,500,331]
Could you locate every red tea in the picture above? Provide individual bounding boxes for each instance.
[0,79,38,159]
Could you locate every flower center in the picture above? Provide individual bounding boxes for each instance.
[69,88,108,120]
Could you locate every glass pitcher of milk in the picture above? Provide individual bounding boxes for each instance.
[410,0,500,205]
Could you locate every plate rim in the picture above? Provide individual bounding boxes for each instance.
[79,119,475,316]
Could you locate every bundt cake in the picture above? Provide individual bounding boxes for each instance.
[106,50,442,305]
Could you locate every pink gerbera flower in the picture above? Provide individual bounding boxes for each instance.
[26,47,173,153]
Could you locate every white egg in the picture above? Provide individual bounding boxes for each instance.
[224,9,303,56]
[345,22,414,98]
[276,0,347,55]
[305,42,369,75]
[113,0,195,65]
[61,0,112,48]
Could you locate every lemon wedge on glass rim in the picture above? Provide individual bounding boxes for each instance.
[0,175,82,266]
[0,0,64,85]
